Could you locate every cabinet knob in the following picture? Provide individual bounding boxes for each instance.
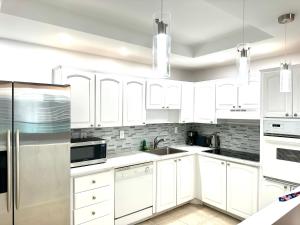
[166,106,169,109]
[178,159,181,161]
[233,106,236,109]
[221,162,225,165]
[182,120,185,123]
[90,124,94,127]
[284,186,288,190]
[92,196,96,200]
[91,211,96,216]
[142,122,146,124]
[162,106,165,109]
[294,113,298,117]
[174,159,177,162]
[238,106,241,108]
[285,113,289,117]
[98,124,101,127]
[92,180,96,184]
[227,163,230,166]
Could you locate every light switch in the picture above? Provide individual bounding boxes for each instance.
[120,130,125,139]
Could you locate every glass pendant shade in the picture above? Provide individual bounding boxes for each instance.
[280,62,292,92]
[236,44,250,86]
[153,13,171,78]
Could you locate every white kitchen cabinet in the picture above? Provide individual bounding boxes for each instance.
[177,156,195,205]
[199,156,227,210]
[156,155,195,212]
[262,69,292,118]
[238,80,260,109]
[156,158,177,212]
[52,67,95,129]
[95,74,123,127]
[123,78,146,126]
[179,82,194,123]
[216,79,237,110]
[194,81,216,124]
[227,162,258,218]
[146,80,181,110]
[260,179,290,209]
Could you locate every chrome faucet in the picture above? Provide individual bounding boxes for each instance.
[153,136,165,149]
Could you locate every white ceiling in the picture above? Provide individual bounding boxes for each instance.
[1,0,300,70]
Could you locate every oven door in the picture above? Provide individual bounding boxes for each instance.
[262,136,300,184]
[70,144,106,168]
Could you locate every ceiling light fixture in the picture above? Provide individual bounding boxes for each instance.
[236,0,250,86]
[153,0,171,78]
[278,13,295,93]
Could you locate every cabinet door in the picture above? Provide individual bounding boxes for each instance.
[194,81,216,124]
[156,159,177,212]
[180,82,194,123]
[227,162,258,218]
[260,179,289,209]
[177,156,195,205]
[238,80,260,109]
[199,156,226,210]
[216,80,238,110]
[292,66,300,118]
[165,80,181,109]
[95,74,122,127]
[262,70,292,117]
[146,80,165,109]
[123,78,146,126]
[62,71,95,129]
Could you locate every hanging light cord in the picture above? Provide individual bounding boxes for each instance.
[242,0,245,45]
[284,23,287,63]
[161,0,163,21]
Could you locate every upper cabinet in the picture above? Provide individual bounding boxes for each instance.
[146,80,181,110]
[52,67,95,129]
[194,81,216,124]
[216,79,260,119]
[123,78,146,126]
[293,66,300,117]
[95,74,123,128]
[180,82,194,123]
[262,69,293,118]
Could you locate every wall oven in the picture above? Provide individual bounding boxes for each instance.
[262,119,300,184]
[71,137,107,168]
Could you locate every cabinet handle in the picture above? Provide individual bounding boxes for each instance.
[142,122,146,124]
[221,162,225,165]
[98,124,101,127]
[294,113,298,117]
[166,106,169,109]
[92,180,96,184]
[162,106,165,109]
[227,163,230,166]
[285,113,289,117]
[91,211,96,216]
[92,196,96,200]
[238,106,241,108]
[90,124,94,127]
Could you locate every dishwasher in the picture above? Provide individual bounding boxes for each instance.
[115,162,153,225]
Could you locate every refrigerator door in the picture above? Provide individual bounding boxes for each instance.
[13,82,71,225]
[0,81,13,225]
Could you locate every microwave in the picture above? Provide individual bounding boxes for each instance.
[70,137,107,168]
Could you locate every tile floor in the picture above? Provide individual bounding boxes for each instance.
[138,204,241,225]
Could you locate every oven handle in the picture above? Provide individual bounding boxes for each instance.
[7,129,12,212]
[16,129,20,209]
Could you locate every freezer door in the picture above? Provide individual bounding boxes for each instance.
[13,82,71,225]
[0,81,13,225]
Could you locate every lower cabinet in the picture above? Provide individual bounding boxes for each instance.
[71,170,114,225]
[156,155,195,212]
[199,156,259,218]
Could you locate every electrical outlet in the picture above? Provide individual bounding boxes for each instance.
[120,130,125,139]
[174,127,178,134]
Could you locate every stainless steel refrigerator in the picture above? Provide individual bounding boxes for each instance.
[0,81,70,225]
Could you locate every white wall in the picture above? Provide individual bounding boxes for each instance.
[0,39,193,83]
[192,52,300,81]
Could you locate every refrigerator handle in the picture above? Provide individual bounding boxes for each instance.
[16,129,20,209]
[7,129,12,212]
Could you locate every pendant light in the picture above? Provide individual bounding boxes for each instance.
[153,0,171,78]
[236,0,250,86]
[278,13,295,93]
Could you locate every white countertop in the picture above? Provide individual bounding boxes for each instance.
[71,145,260,177]
[239,186,300,225]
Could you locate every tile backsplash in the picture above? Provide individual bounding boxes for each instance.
[190,122,260,154]
[72,123,190,156]
[72,122,260,156]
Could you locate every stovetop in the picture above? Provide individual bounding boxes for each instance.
[203,148,260,162]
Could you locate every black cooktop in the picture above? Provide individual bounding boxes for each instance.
[203,148,260,162]
[71,137,105,143]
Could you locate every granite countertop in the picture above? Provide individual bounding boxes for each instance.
[71,145,260,177]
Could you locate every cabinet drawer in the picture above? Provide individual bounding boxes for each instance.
[80,214,113,225]
[74,186,112,209]
[74,201,112,225]
[74,171,112,193]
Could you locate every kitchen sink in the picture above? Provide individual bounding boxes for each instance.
[146,147,187,155]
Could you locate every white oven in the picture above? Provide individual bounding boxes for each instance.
[262,119,300,184]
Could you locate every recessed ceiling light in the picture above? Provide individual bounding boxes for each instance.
[57,33,74,46]
[119,47,130,56]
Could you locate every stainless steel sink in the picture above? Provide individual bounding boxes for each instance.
[146,147,187,155]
